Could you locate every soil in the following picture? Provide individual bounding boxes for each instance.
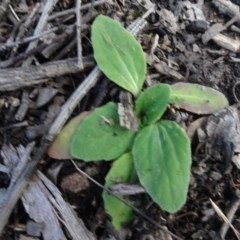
[1,0,240,239]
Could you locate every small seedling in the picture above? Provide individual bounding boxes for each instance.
[48,15,229,229]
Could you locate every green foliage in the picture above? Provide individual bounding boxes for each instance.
[135,84,171,126]
[171,82,229,114]
[71,82,192,223]
[91,15,146,97]
[49,15,229,230]
[132,121,191,213]
[103,153,137,229]
[70,102,136,161]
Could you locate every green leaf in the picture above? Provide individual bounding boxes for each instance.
[132,121,191,213]
[103,153,136,229]
[135,84,171,126]
[47,111,90,159]
[91,15,146,97]
[71,102,136,161]
[171,82,229,114]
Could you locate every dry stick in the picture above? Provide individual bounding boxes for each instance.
[80,0,114,10]
[0,0,9,21]
[17,3,41,40]
[41,30,73,59]
[220,193,240,239]
[4,15,27,50]
[76,0,83,69]
[0,56,94,91]
[8,5,40,57]
[0,17,148,236]
[71,160,183,240]
[47,0,114,21]
[210,199,240,239]
[15,91,29,121]
[202,0,240,46]
[0,121,29,131]
[212,33,240,53]
[7,9,19,26]
[210,0,240,49]
[0,29,73,68]
[2,27,59,48]
[8,4,20,22]
[53,10,95,61]
[53,38,77,60]
[46,66,102,142]
[52,10,96,60]
[48,8,75,21]
[22,0,59,67]
[233,81,240,103]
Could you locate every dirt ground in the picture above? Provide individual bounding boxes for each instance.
[1,0,240,239]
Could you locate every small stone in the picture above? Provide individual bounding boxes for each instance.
[187,20,209,33]
[183,34,196,44]
[193,44,201,53]
[209,171,222,181]
[61,172,89,194]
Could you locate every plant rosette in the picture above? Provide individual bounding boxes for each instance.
[48,15,229,230]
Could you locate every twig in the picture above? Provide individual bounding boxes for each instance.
[91,77,110,108]
[105,220,122,240]
[0,29,73,68]
[4,15,27,51]
[230,56,240,63]
[0,121,28,131]
[51,10,96,60]
[230,25,240,33]
[48,8,75,21]
[220,192,240,239]
[76,0,83,69]
[80,0,114,10]
[233,80,240,103]
[0,56,94,91]
[202,0,240,45]
[210,198,240,240]
[22,0,59,67]
[14,91,29,121]
[8,4,20,22]
[2,27,59,48]
[53,38,77,60]
[47,0,114,21]
[0,0,9,22]
[212,34,240,52]
[46,66,102,142]
[17,3,41,40]
[41,31,72,59]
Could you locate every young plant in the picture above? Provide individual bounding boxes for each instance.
[72,15,190,226]
[48,15,229,229]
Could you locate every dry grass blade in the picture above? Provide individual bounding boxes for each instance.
[210,198,240,239]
